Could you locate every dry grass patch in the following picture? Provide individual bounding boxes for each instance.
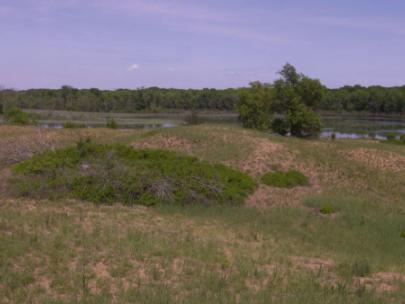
[355,272,405,294]
[344,148,405,173]
[133,135,193,154]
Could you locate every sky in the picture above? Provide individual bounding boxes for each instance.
[1,0,405,89]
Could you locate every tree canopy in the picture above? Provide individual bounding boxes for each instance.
[236,63,323,137]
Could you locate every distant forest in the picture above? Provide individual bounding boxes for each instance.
[1,85,405,114]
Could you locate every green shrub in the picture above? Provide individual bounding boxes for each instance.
[351,260,371,277]
[106,118,118,129]
[12,141,256,206]
[287,103,321,138]
[319,203,336,215]
[271,118,289,136]
[63,122,86,129]
[400,232,405,239]
[331,133,336,141]
[236,82,273,131]
[304,197,340,215]
[4,107,31,125]
[381,133,405,146]
[261,170,309,188]
[385,132,398,141]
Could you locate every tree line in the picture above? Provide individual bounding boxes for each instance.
[320,85,405,113]
[0,87,239,113]
[1,82,405,115]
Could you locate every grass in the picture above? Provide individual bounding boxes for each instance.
[1,199,399,304]
[11,139,256,206]
[261,170,309,188]
[1,123,405,303]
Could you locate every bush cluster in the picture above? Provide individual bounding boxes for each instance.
[12,140,256,206]
[4,107,31,125]
[382,133,405,145]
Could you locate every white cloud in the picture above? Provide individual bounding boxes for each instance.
[128,64,139,71]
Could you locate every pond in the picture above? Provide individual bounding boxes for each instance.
[320,113,405,139]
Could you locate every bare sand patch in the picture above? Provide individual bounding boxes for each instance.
[291,256,335,271]
[355,272,405,294]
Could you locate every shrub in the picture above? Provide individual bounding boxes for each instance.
[261,170,309,188]
[331,133,336,141]
[63,122,86,129]
[106,118,118,129]
[12,141,256,206]
[287,103,321,138]
[400,134,405,143]
[236,82,273,131]
[385,132,398,141]
[4,107,30,125]
[319,203,336,215]
[400,232,405,239]
[351,260,371,277]
[271,118,289,135]
[304,197,340,215]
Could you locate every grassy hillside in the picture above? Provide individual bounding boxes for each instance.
[1,124,405,303]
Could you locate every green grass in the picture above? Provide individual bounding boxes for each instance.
[11,139,256,206]
[1,199,401,304]
[261,170,309,188]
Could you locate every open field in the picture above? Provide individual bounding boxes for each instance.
[1,124,405,303]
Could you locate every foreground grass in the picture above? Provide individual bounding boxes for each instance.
[2,199,405,303]
[1,124,405,303]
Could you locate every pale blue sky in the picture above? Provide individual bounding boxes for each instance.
[1,0,404,89]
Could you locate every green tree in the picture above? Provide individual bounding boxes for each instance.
[287,102,321,137]
[236,82,273,130]
[273,63,324,137]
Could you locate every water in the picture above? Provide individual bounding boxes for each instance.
[320,114,405,139]
[5,110,405,140]
[39,122,180,130]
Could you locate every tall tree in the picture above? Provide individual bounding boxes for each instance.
[273,63,323,137]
